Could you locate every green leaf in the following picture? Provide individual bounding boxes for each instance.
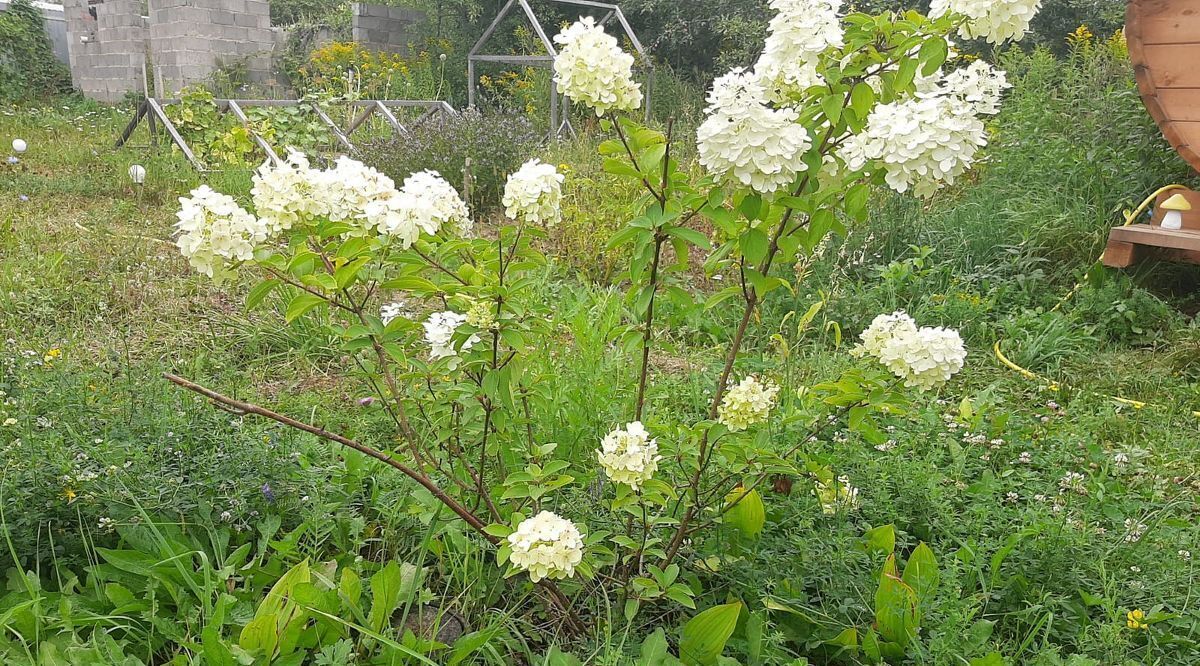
[245,280,279,310]
[638,628,678,666]
[845,183,870,223]
[603,158,643,179]
[334,256,371,289]
[918,37,948,77]
[740,228,770,264]
[901,542,939,619]
[679,602,742,666]
[368,561,405,632]
[723,487,766,538]
[638,143,668,174]
[850,82,876,119]
[380,276,440,293]
[874,555,917,647]
[285,292,325,323]
[861,524,896,555]
[821,94,843,123]
[665,225,711,249]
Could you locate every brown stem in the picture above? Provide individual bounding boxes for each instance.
[634,233,666,421]
[164,372,489,534]
[163,372,585,634]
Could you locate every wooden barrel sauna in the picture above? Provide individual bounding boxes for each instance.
[1128,0,1200,173]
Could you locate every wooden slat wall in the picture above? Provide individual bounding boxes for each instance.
[1129,0,1200,172]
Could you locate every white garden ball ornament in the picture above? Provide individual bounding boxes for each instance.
[128,164,147,184]
[11,139,27,153]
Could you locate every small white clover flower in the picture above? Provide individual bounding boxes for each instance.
[718,375,781,432]
[503,159,564,226]
[507,511,585,582]
[697,68,812,194]
[597,421,661,489]
[174,185,266,280]
[754,0,844,103]
[930,0,1042,44]
[553,17,643,116]
[815,474,859,515]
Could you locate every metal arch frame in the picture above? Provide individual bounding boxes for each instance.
[467,0,653,138]
[116,98,458,171]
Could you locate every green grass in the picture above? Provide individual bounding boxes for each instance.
[2,42,1200,666]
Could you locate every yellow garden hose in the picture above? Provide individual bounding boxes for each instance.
[992,184,1200,419]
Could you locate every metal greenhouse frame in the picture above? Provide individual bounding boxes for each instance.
[467,0,653,138]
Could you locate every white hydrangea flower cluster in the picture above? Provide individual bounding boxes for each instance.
[841,60,1008,197]
[502,159,565,226]
[423,310,480,361]
[853,311,966,391]
[380,301,410,325]
[852,311,918,359]
[364,170,471,246]
[322,156,397,223]
[717,375,781,432]
[930,0,1042,45]
[553,17,643,116]
[597,421,661,490]
[933,60,1011,115]
[507,511,585,583]
[815,475,860,515]
[465,299,497,331]
[697,69,813,194]
[174,185,267,279]
[754,0,844,103]
[251,150,329,234]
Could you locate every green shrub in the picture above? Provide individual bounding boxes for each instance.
[359,109,540,211]
[1071,275,1180,345]
[0,0,71,101]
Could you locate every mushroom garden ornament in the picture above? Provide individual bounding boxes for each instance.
[1160,193,1192,230]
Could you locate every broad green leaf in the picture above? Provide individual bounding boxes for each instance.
[665,225,712,249]
[603,158,643,179]
[679,602,742,666]
[637,628,673,665]
[723,487,766,538]
[245,279,279,310]
[284,292,325,323]
[368,561,405,632]
[861,524,895,555]
[874,554,917,647]
[740,228,770,264]
[902,542,939,624]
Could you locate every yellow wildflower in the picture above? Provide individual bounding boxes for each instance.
[62,488,77,503]
[1126,609,1148,630]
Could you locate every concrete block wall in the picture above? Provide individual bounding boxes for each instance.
[149,0,277,95]
[63,0,148,103]
[352,3,424,55]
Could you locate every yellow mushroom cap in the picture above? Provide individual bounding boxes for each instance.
[1161,193,1192,211]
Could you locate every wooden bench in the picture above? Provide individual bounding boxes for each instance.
[1103,189,1200,268]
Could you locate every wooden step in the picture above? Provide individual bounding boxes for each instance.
[1103,223,1200,267]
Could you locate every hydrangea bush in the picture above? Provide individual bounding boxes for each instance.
[168,0,1036,635]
